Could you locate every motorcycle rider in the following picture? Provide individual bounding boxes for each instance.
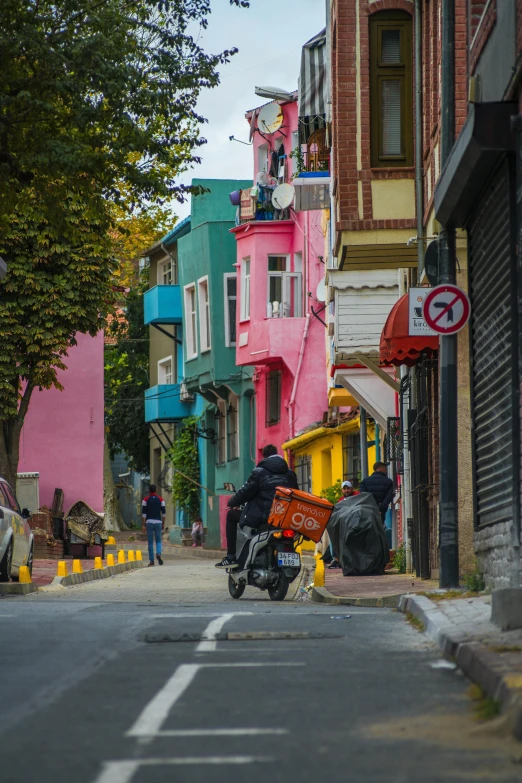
[215,444,298,569]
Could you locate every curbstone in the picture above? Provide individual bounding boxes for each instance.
[0,581,38,595]
[312,585,403,608]
[399,593,522,742]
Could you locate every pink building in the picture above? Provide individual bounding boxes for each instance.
[18,332,105,513]
[233,98,328,460]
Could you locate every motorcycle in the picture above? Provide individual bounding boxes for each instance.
[227,524,301,601]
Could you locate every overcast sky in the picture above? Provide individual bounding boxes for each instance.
[174,0,327,219]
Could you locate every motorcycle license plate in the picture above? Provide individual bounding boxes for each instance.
[277,552,300,567]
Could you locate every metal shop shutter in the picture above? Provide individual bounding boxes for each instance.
[468,157,518,529]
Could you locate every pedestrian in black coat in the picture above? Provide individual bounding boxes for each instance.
[359,462,394,523]
[215,444,298,569]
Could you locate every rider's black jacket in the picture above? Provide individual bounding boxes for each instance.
[228,456,298,530]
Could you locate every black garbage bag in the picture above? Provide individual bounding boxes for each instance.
[327,493,390,576]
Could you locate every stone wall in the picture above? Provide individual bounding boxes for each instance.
[475,521,521,590]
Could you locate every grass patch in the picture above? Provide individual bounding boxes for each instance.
[467,684,501,722]
[417,590,483,602]
[405,612,425,632]
[489,644,522,654]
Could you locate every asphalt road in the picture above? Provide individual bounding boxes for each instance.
[0,559,520,783]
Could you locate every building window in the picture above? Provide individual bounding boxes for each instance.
[227,394,239,461]
[157,356,173,385]
[198,276,211,352]
[240,258,250,321]
[215,400,226,465]
[265,369,282,427]
[184,284,197,359]
[158,256,177,286]
[370,11,413,168]
[267,255,302,318]
[257,143,269,175]
[224,274,237,346]
[295,455,312,493]
[342,433,361,486]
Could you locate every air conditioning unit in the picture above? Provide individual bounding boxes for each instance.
[17,472,40,514]
[180,382,195,402]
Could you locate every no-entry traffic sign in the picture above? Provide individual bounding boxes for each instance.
[422,284,470,335]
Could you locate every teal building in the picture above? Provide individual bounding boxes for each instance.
[178,179,255,548]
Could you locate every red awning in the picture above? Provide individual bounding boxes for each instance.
[380,293,439,367]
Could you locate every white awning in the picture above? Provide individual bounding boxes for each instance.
[334,368,397,429]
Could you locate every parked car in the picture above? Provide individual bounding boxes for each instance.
[0,477,34,582]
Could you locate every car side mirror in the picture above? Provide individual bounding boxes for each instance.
[21,508,30,519]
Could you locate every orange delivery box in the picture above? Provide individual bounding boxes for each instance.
[268,486,334,543]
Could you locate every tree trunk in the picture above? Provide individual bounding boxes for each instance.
[0,384,34,491]
[103,438,127,531]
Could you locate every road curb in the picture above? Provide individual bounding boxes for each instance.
[50,559,147,587]
[160,546,226,561]
[312,585,403,608]
[398,593,522,741]
[0,581,38,595]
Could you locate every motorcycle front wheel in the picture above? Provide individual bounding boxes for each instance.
[268,571,289,601]
[228,575,246,600]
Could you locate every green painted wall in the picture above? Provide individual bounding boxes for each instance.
[178,179,255,548]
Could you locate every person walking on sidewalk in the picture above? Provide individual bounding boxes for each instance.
[141,484,166,566]
[191,517,205,547]
[359,462,394,524]
[215,444,298,569]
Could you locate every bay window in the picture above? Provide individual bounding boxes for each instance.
[198,276,211,352]
[370,11,413,168]
[184,283,197,359]
[267,255,302,318]
[240,258,250,321]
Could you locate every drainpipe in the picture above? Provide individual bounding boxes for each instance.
[438,0,459,588]
[415,0,425,275]
[288,313,311,439]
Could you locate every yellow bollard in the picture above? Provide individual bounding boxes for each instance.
[72,559,83,574]
[117,550,126,564]
[127,550,135,562]
[57,560,68,578]
[106,553,115,567]
[136,550,142,562]
[314,554,325,588]
[107,535,116,545]
[94,556,103,570]
[19,565,32,584]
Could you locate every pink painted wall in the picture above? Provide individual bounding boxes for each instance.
[233,98,328,459]
[18,332,105,513]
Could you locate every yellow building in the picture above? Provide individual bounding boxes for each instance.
[282,414,377,501]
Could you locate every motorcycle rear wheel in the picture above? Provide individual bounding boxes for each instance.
[228,575,246,600]
[268,571,289,601]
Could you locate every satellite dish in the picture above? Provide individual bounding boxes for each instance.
[255,86,294,102]
[272,183,295,210]
[316,277,326,303]
[257,102,284,134]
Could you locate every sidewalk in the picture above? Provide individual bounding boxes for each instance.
[400,592,522,741]
[313,568,438,607]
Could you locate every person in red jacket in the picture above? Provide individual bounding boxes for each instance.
[141,484,166,566]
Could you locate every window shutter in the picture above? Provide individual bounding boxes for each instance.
[381,80,402,156]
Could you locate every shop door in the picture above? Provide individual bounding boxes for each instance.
[468,156,519,530]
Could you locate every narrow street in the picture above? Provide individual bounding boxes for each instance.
[1,561,520,783]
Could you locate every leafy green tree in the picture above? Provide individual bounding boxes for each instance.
[320,479,343,505]
[105,270,151,474]
[0,0,249,488]
[0,0,246,220]
[167,417,201,520]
